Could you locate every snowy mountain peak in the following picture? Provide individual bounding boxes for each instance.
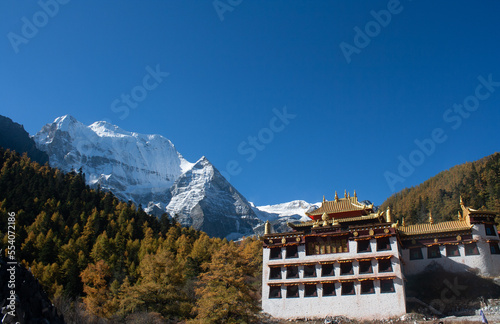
[54,115,80,131]
[89,120,132,138]
[35,116,190,205]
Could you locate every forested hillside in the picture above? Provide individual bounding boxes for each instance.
[0,148,262,323]
[381,152,500,225]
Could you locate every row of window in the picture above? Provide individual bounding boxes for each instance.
[270,237,393,259]
[409,242,500,260]
[269,279,396,299]
[269,259,393,280]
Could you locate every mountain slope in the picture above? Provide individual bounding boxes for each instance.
[0,115,49,164]
[381,152,500,224]
[166,157,261,239]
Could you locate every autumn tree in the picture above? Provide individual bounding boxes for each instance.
[191,243,260,324]
[81,260,116,318]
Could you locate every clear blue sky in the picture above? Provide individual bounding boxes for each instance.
[1,1,499,206]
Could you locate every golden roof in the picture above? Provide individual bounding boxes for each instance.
[288,213,382,228]
[307,195,373,217]
[398,220,472,236]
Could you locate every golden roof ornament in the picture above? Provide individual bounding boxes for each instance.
[323,195,326,203]
[322,212,329,227]
[264,220,271,235]
[354,190,357,199]
[429,211,434,224]
[344,190,347,198]
[335,191,339,201]
[347,191,350,199]
[457,211,462,221]
[460,195,464,207]
[402,217,406,227]
[386,207,392,223]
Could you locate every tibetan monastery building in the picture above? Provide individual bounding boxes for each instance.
[261,192,500,320]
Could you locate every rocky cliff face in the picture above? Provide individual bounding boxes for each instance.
[0,257,65,323]
[0,114,49,164]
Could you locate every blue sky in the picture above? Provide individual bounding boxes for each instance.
[1,1,499,206]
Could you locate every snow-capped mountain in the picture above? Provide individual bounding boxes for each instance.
[34,115,260,238]
[252,200,321,234]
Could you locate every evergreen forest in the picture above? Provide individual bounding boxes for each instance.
[0,148,262,323]
[381,152,500,225]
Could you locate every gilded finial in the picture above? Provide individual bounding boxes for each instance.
[347,191,350,199]
[323,195,325,203]
[429,211,434,224]
[264,220,271,235]
[386,207,392,223]
[457,210,462,221]
[460,195,464,207]
[354,190,357,198]
[344,190,347,198]
[322,212,329,227]
[402,217,406,227]
[335,191,338,201]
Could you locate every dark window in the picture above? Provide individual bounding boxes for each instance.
[378,258,393,273]
[304,284,317,297]
[377,237,391,251]
[446,245,460,257]
[357,240,371,253]
[340,262,353,275]
[358,260,373,274]
[489,242,500,255]
[270,247,281,259]
[341,282,355,295]
[303,265,316,277]
[380,279,395,293]
[322,283,336,296]
[286,266,299,279]
[409,247,423,260]
[286,285,299,298]
[485,224,496,236]
[360,280,375,294]
[269,267,282,280]
[269,286,281,298]
[321,263,335,277]
[464,242,480,256]
[286,245,298,258]
[427,245,441,259]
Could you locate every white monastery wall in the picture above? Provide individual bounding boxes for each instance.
[262,236,406,320]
